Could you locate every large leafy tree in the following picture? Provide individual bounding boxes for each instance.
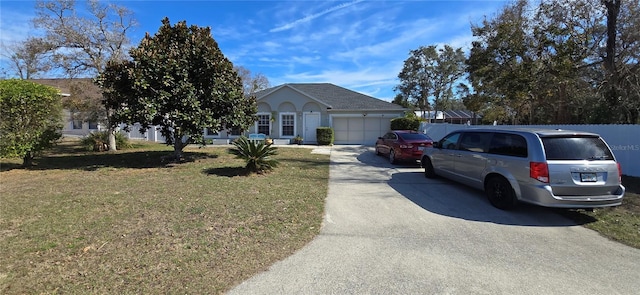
[467,0,639,124]
[599,0,640,123]
[467,0,540,124]
[99,18,256,160]
[0,80,62,166]
[33,0,136,150]
[395,45,466,120]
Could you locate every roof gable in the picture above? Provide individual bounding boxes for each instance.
[256,83,404,111]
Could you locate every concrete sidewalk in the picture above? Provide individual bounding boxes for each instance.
[228,145,640,294]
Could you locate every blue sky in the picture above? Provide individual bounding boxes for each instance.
[1,0,508,101]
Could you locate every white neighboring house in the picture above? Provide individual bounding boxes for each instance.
[30,79,103,137]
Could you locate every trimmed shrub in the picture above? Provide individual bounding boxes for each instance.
[316,127,334,145]
[390,117,420,131]
[81,131,131,151]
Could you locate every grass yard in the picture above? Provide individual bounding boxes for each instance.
[561,175,640,249]
[1,138,639,294]
[0,139,329,294]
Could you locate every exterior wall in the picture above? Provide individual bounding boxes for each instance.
[61,109,101,137]
[420,123,640,177]
[257,87,328,139]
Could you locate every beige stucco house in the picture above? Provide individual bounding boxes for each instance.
[241,83,406,145]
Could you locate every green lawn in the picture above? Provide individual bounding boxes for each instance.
[0,139,329,294]
[1,139,638,294]
[560,175,640,249]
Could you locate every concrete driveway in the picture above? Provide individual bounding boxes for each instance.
[229,146,640,294]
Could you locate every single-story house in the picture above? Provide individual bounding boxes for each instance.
[416,110,483,125]
[246,83,406,145]
[28,78,103,136]
[30,79,406,145]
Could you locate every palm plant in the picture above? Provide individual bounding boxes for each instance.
[229,136,279,173]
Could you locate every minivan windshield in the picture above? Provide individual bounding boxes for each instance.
[541,136,614,160]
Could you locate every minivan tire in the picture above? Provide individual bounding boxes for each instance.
[423,158,436,178]
[486,177,518,210]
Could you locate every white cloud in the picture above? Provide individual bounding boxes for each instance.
[269,0,364,33]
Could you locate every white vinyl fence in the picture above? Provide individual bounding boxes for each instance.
[420,124,640,177]
[122,123,165,142]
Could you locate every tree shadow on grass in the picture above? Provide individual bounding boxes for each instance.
[1,151,217,171]
[202,166,249,177]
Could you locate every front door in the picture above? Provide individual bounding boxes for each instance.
[303,112,321,144]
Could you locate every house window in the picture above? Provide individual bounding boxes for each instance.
[281,113,295,137]
[257,113,270,135]
[71,110,82,129]
[206,128,219,136]
[229,128,242,136]
[88,121,98,130]
[72,119,83,129]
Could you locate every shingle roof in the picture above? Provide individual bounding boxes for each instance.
[443,110,480,119]
[255,83,405,111]
[28,78,101,100]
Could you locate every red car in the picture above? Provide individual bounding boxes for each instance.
[375,130,434,164]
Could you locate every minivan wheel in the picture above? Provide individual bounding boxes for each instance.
[423,158,436,178]
[389,150,397,164]
[486,177,517,210]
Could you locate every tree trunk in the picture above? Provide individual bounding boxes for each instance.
[108,127,117,151]
[105,107,118,151]
[172,133,185,161]
[22,151,33,167]
[603,0,621,118]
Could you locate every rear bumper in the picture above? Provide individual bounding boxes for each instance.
[396,149,424,161]
[520,184,626,208]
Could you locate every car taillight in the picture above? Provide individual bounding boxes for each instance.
[399,144,413,149]
[530,162,549,183]
[617,163,622,183]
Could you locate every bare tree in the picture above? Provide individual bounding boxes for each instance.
[33,0,136,150]
[234,65,270,96]
[1,37,54,79]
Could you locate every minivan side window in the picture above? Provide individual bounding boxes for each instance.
[440,133,461,150]
[541,136,614,160]
[488,133,528,157]
[459,132,490,153]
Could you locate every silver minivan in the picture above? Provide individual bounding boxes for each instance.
[421,128,625,209]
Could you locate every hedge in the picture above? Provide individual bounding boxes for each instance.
[390,117,420,130]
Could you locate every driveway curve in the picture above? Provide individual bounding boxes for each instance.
[228,146,640,294]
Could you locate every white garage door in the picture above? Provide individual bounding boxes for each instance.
[333,116,391,145]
